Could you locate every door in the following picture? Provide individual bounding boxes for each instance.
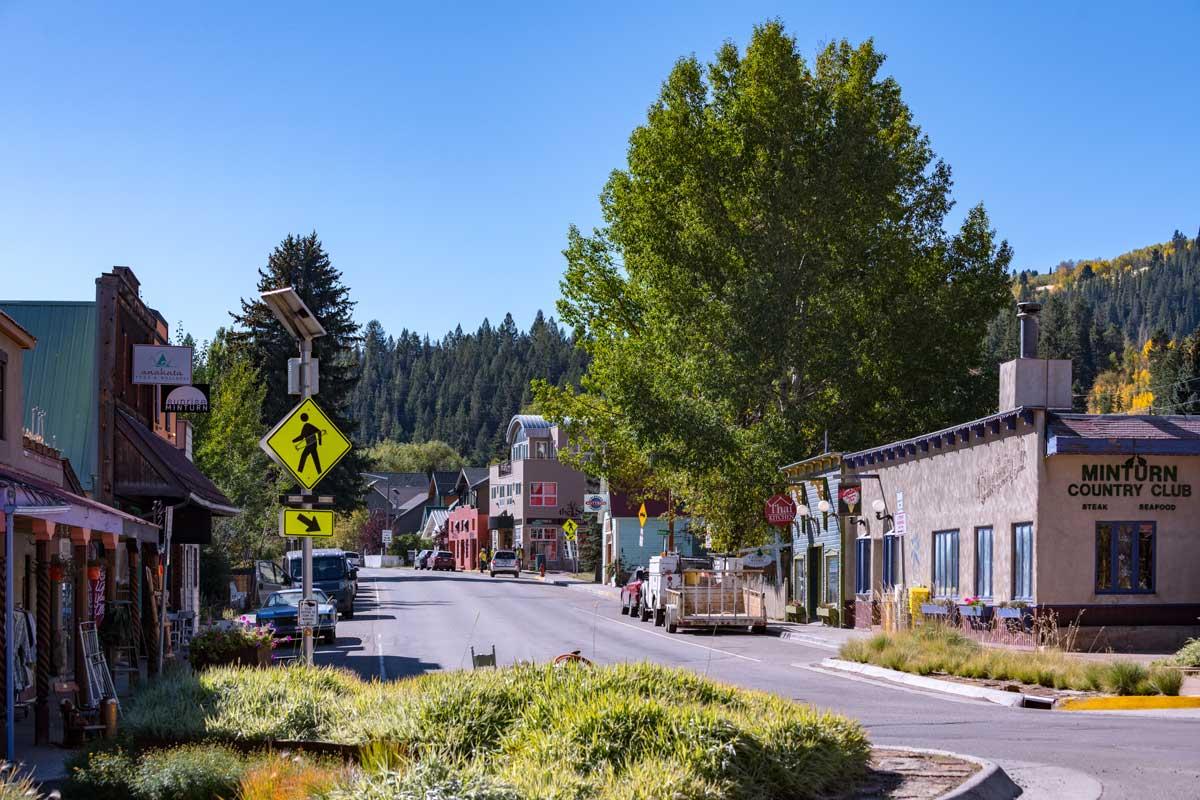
[807,545,822,619]
[255,560,287,606]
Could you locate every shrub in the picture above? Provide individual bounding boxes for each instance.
[237,753,345,800]
[1103,662,1149,696]
[0,763,42,800]
[1164,638,1200,668]
[1148,667,1184,697]
[129,744,247,800]
[62,740,137,800]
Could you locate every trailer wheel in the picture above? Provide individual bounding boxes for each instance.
[639,600,652,622]
[751,624,767,635]
[665,606,678,634]
[654,607,664,627]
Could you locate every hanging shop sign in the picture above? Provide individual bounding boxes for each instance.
[161,384,210,413]
[764,494,797,526]
[837,482,862,516]
[132,344,193,385]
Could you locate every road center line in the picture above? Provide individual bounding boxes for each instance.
[572,606,761,662]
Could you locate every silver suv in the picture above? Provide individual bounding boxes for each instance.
[490,550,520,578]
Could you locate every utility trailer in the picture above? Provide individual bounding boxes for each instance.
[663,569,768,634]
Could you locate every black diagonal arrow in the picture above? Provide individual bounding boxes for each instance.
[296,513,322,533]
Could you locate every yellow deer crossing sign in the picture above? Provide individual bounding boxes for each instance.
[260,398,352,491]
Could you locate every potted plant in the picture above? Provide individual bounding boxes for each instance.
[816,603,840,627]
[920,599,952,618]
[188,623,274,671]
[995,600,1027,619]
[958,596,990,618]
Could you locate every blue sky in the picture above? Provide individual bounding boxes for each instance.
[2,2,1198,342]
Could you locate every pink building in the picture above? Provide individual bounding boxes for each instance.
[447,467,489,570]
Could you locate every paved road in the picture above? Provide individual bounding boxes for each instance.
[316,568,1200,799]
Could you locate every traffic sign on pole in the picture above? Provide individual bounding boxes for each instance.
[381,529,393,546]
[260,397,352,491]
[637,503,648,527]
[297,598,319,630]
[280,508,335,538]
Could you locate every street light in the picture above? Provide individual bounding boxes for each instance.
[261,287,326,666]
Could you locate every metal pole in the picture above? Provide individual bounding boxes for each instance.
[300,337,314,666]
[4,486,16,762]
[158,505,173,670]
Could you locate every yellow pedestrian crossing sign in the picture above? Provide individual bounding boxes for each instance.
[260,398,352,491]
[562,518,578,541]
[280,509,335,538]
[638,503,648,527]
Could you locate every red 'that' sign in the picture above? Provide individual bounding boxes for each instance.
[764,494,797,526]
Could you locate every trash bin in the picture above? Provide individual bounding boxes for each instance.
[909,586,930,624]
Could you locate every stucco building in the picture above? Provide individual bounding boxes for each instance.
[833,302,1200,649]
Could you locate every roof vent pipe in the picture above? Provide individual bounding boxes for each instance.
[1017,301,1041,359]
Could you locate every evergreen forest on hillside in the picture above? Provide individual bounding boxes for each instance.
[984,226,1200,413]
[349,226,1200,466]
[348,311,588,463]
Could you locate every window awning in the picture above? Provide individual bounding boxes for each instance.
[0,465,159,541]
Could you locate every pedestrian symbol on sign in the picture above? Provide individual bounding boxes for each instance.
[563,518,578,542]
[260,397,352,491]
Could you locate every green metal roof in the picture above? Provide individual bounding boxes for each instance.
[0,301,98,492]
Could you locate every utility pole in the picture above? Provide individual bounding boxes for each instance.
[298,336,315,666]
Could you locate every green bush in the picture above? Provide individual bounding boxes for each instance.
[838,627,1177,695]
[1149,667,1184,696]
[0,763,42,800]
[124,662,869,800]
[62,740,136,800]
[1164,638,1200,668]
[1103,662,1149,696]
[129,744,247,800]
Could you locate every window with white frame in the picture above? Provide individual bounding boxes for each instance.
[974,527,993,598]
[933,530,960,598]
[1014,522,1034,600]
[529,482,557,507]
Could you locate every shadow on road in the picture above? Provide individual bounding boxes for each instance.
[365,573,532,588]
[339,654,442,680]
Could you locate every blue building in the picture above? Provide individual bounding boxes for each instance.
[600,491,704,582]
[780,453,848,624]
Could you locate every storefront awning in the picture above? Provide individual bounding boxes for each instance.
[0,465,159,540]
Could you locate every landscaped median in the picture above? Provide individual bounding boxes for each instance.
[51,662,873,800]
[838,626,1186,702]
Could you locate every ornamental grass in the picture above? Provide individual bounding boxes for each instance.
[840,626,1179,695]
[116,661,869,800]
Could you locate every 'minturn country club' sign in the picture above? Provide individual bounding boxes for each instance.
[1068,458,1192,500]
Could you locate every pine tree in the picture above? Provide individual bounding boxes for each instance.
[232,232,367,510]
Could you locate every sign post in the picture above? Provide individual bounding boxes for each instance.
[637,503,647,548]
[381,529,393,547]
[259,287,333,667]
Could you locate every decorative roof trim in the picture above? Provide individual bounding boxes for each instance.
[843,407,1035,469]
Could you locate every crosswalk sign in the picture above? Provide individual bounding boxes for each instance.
[562,518,578,541]
[261,398,352,491]
[280,509,335,538]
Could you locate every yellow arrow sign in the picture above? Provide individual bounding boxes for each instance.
[280,508,335,538]
[260,398,352,491]
[638,503,648,527]
[562,518,578,541]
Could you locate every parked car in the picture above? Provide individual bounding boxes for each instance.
[253,588,337,643]
[489,549,520,578]
[415,549,433,569]
[285,548,357,619]
[620,567,646,616]
[431,550,456,571]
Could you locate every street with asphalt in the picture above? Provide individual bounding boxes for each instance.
[308,568,1200,800]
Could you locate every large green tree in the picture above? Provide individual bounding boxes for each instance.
[233,232,367,510]
[537,23,1012,550]
[366,439,465,473]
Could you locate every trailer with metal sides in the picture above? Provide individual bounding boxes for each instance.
[663,569,768,634]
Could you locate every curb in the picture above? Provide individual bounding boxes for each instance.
[878,746,1022,800]
[558,580,621,601]
[822,658,1028,708]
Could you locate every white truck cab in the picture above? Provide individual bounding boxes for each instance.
[641,553,712,625]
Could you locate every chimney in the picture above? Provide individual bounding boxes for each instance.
[999,301,1072,412]
[1017,301,1041,359]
